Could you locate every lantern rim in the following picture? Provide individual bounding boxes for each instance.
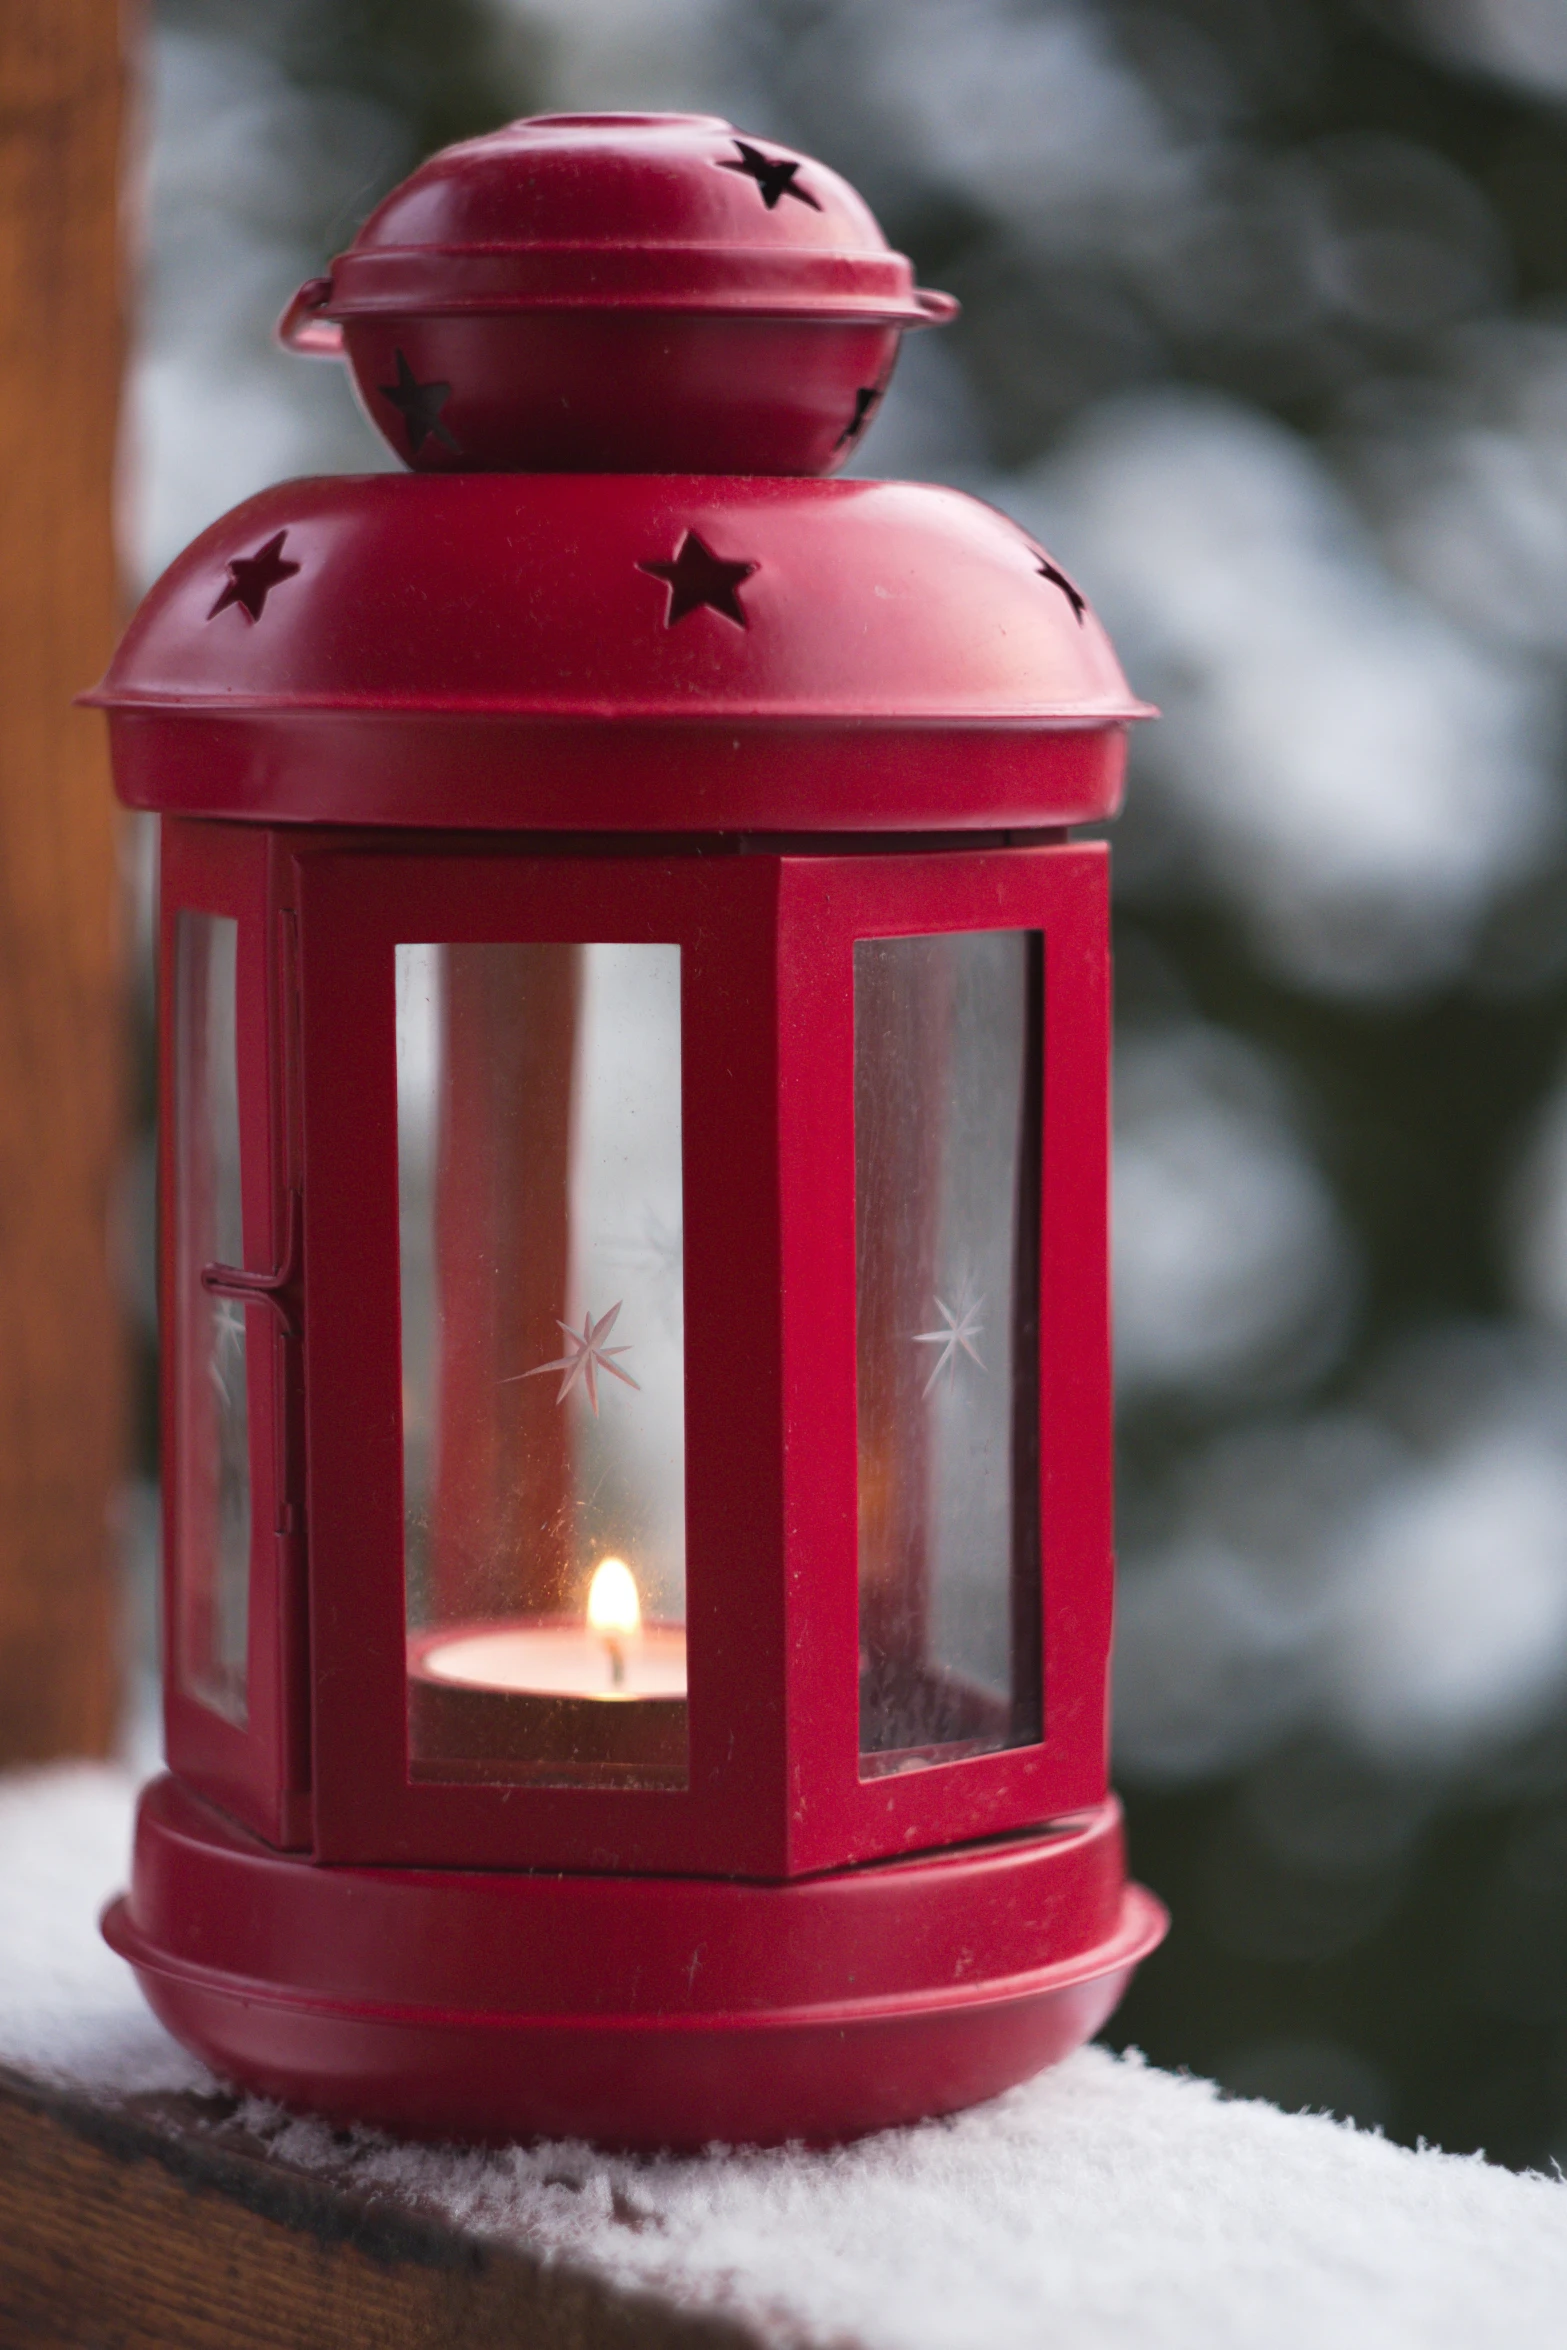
[103,1774,1167,2146]
[317,245,948,327]
[96,712,1135,832]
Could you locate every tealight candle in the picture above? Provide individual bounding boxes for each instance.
[408,1558,688,1787]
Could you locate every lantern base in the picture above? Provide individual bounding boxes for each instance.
[104,1775,1166,2150]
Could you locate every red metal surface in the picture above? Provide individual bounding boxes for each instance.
[101,710,1128,838]
[342,314,911,478]
[93,467,1143,836]
[104,1774,1165,2148]
[278,112,954,474]
[96,109,1160,2145]
[98,470,1134,719]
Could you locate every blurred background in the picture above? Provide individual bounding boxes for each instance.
[118,0,1567,2170]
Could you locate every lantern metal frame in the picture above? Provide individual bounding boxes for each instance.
[159,821,1114,1880]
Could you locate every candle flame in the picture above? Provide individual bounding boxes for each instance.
[586,1556,641,1641]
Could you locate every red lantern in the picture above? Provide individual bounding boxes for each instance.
[94,113,1164,2149]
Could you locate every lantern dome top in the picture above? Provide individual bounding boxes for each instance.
[91,472,1149,831]
[304,112,951,331]
[277,113,956,475]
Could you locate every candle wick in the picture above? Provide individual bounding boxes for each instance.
[607,1639,625,1690]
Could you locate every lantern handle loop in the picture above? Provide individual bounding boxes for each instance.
[202,1191,302,1339]
[277,278,344,359]
[914,287,960,324]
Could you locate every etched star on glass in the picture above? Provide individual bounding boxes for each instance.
[913,1289,987,1397]
[514,1300,641,1417]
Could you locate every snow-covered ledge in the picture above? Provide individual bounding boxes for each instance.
[4,1763,1564,2350]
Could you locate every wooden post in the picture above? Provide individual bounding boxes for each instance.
[0,0,126,1761]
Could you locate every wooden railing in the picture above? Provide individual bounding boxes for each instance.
[0,0,126,1765]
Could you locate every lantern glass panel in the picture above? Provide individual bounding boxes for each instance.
[396,940,687,1788]
[172,909,250,1724]
[854,928,1043,1772]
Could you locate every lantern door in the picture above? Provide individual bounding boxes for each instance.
[295,846,793,1875]
[160,819,309,1846]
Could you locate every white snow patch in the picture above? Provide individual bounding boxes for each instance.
[3,1764,1566,2348]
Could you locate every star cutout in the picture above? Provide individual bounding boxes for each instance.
[512,1301,640,1418]
[640,530,758,628]
[1036,557,1086,623]
[378,348,460,457]
[834,384,884,451]
[207,530,301,624]
[913,1291,987,1397]
[716,138,822,211]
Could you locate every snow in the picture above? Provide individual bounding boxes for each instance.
[3,1760,1565,2350]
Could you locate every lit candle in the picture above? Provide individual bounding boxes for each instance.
[408,1560,687,1785]
[587,1555,640,1688]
